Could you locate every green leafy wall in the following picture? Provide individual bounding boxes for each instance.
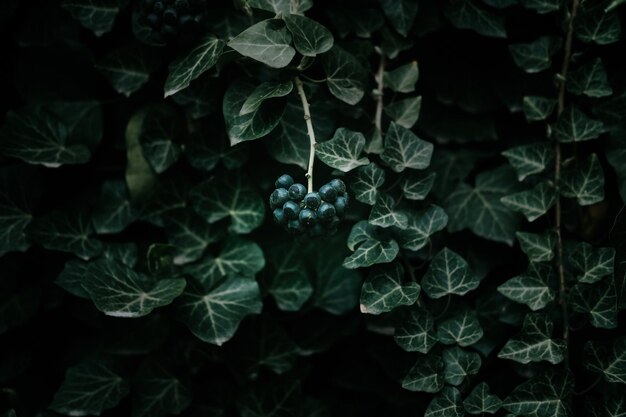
[0,0,625,416]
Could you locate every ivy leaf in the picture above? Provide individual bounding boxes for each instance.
[381,122,433,173]
[56,259,91,299]
[240,81,293,116]
[401,172,436,201]
[245,0,312,14]
[575,6,622,45]
[267,244,312,312]
[190,173,265,234]
[131,360,191,417]
[425,387,465,417]
[501,181,556,222]
[521,0,561,13]
[436,310,483,347]
[516,231,556,263]
[60,0,121,37]
[498,313,565,364]
[560,153,605,205]
[384,96,422,128]
[503,370,574,417]
[522,96,558,122]
[443,347,482,386]
[585,338,626,384]
[509,36,561,73]
[359,261,420,315]
[569,241,615,284]
[444,0,507,38]
[369,193,408,229]
[502,143,554,181]
[553,106,604,143]
[164,208,223,265]
[283,15,333,56]
[378,0,418,36]
[28,206,103,260]
[384,61,419,93]
[422,248,479,299]
[394,307,437,353]
[402,353,444,393]
[50,359,130,416]
[92,180,137,235]
[395,205,448,252]
[567,58,613,98]
[343,221,399,269]
[176,277,263,346]
[321,46,367,105]
[498,263,556,311]
[82,259,186,318]
[444,165,521,245]
[316,128,370,172]
[348,163,386,205]
[96,43,160,97]
[223,79,285,145]
[570,279,618,329]
[139,105,182,174]
[0,165,39,256]
[0,107,90,167]
[463,383,502,415]
[164,35,225,97]
[228,19,295,68]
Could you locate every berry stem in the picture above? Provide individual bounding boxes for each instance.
[294,76,317,193]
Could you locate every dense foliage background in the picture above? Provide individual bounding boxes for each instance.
[1,0,626,416]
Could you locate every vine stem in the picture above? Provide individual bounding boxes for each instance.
[555,0,580,354]
[294,76,316,193]
[374,49,385,131]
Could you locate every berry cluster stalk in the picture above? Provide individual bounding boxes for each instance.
[294,76,317,193]
[374,50,385,131]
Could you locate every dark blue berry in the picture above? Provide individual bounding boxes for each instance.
[288,183,307,201]
[304,192,321,209]
[335,196,348,217]
[163,8,177,24]
[317,202,336,221]
[330,178,346,194]
[153,1,164,12]
[287,219,303,233]
[175,0,190,11]
[319,184,337,202]
[146,13,160,27]
[299,208,317,226]
[275,174,294,189]
[270,188,289,209]
[283,201,300,219]
[273,208,286,225]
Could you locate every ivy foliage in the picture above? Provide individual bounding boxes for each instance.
[1,0,626,416]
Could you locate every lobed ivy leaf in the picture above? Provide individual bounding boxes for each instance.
[0,165,39,256]
[401,171,436,201]
[502,142,554,182]
[96,43,160,97]
[402,352,444,393]
[359,261,420,315]
[585,338,626,384]
[444,0,507,38]
[267,244,312,312]
[422,248,479,299]
[139,105,182,174]
[164,35,225,97]
[509,36,561,73]
[343,221,399,269]
[553,106,605,143]
[228,19,295,68]
[283,14,333,56]
[501,181,556,222]
[60,0,122,37]
[516,231,556,263]
[430,149,479,198]
[498,313,565,364]
[575,6,622,45]
[503,370,574,417]
[437,310,483,347]
[321,46,367,105]
[384,61,419,93]
[521,0,560,13]
[240,81,293,116]
[425,387,465,417]
[443,347,481,386]
[384,96,422,128]
[92,180,137,235]
[522,96,558,122]
[381,122,433,173]
[190,173,265,234]
[463,383,502,415]
[498,263,556,311]
[560,153,605,205]
[369,193,408,229]
[567,58,613,98]
[176,277,263,346]
[394,307,437,353]
[56,259,91,299]
[245,0,312,14]
[587,394,626,417]
[570,278,618,329]
[316,127,370,172]
[348,163,385,205]
[395,205,448,252]
[50,359,130,416]
[379,0,418,36]
[164,208,224,265]
[569,241,614,284]
[131,359,191,417]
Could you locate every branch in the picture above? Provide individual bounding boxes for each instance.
[555,0,580,353]
[374,50,385,131]
[294,77,317,193]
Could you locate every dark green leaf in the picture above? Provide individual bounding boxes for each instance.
[164,208,223,265]
[369,193,408,229]
[585,338,626,384]
[384,96,422,128]
[61,0,121,37]
[516,231,556,263]
[343,221,399,268]
[240,81,293,116]
[463,383,502,414]
[498,313,565,364]
[553,106,605,143]
[402,352,444,393]
[569,241,615,284]
[501,181,556,222]
[560,153,605,205]
[284,14,333,56]
[316,128,369,172]
[509,36,560,73]
[436,310,483,347]
[522,96,558,122]
[394,307,437,353]
[0,165,39,256]
[422,248,480,299]
[425,387,465,417]
[575,7,622,44]
[521,0,560,13]
[92,180,137,234]
[321,46,367,105]
[443,346,481,385]
[228,19,296,68]
[360,261,420,314]
[570,278,618,329]
[498,263,556,311]
[444,0,507,38]
[348,163,386,205]
[131,360,191,417]
[503,370,573,417]
[502,142,554,181]
[267,244,312,312]
[381,122,433,173]
[394,205,448,252]
[401,171,436,201]
[384,61,419,93]
[379,0,418,36]
[567,58,613,98]
[96,43,159,97]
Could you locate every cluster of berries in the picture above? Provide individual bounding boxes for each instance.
[139,0,206,43]
[270,175,349,237]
